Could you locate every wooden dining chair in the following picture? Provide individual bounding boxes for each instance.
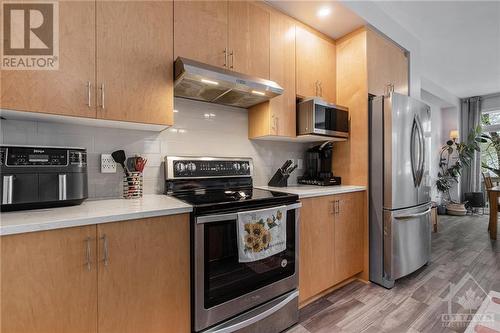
[482,172,500,233]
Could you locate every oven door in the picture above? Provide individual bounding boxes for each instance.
[194,203,301,332]
[313,103,349,138]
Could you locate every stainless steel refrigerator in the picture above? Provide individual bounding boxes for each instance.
[369,92,432,289]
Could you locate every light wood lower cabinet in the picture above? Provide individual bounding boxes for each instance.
[299,191,365,305]
[0,214,190,333]
[97,215,190,333]
[1,226,98,333]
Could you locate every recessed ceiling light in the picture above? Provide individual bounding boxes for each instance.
[317,7,331,18]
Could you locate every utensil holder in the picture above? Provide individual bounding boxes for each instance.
[123,172,143,199]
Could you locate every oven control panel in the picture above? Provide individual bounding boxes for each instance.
[167,157,252,178]
[1,146,87,167]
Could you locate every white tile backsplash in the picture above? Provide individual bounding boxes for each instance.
[1,98,310,199]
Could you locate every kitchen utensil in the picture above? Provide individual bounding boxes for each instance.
[135,156,147,173]
[280,160,293,173]
[111,150,129,176]
[126,157,137,172]
[285,164,298,175]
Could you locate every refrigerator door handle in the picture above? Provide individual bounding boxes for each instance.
[410,118,419,186]
[394,208,432,220]
[415,116,425,186]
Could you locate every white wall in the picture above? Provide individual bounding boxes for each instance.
[0,98,310,199]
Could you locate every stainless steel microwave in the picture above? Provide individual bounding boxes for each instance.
[297,98,349,138]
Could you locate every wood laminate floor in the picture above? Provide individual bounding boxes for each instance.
[288,214,500,333]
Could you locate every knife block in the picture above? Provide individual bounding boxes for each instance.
[268,169,289,187]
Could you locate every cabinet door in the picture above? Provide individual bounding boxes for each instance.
[367,29,409,96]
[174,0,228,69]
[1,226,97,333]
[1,1,96,118]
[97,215,190,333]
[228,1,270,79]
[334,191,365,283]
[299,196,336,304]
[248,11,295,139]
[296,26,336,102]
[96,1,173,125]
[269,12,296,137]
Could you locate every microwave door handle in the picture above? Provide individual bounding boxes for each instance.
[2,175,13,204]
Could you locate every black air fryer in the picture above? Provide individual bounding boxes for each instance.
[0,145,88,211]
[298,141,341,186]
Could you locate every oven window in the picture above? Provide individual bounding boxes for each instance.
[204,211,295,308]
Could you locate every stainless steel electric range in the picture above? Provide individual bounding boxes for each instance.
[165,156,301,333]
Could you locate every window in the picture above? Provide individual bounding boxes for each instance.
[481,111,500,176]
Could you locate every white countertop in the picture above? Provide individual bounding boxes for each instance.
[255,185,367,198]
[0,194,192,236]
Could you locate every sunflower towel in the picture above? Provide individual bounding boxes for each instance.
[237,205,287,263]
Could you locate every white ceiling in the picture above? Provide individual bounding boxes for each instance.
[268,1,500,99]
[267,1,366,39]
[375,1,500,98]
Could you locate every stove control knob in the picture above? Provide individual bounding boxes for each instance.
[187,162,196,172]
[175,162,186,172]
[232,163,241,171]
[241,163,250,171]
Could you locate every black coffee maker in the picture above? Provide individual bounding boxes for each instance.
[298,141,341,186]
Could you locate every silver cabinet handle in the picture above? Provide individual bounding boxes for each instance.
[101,234,109,266]
[58,174,67,201]
[2,175,13,204]
[335,200,340,214]
[315,80,319,96]
[87,81,92,107]
[99,83,105,109]
[229,50,234,69]
[223,48,227,67]
[319,81,323,97]
[84,237,92,271]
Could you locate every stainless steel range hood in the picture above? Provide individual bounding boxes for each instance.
[174,57,284,108]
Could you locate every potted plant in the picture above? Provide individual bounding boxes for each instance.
[436,126,489,214]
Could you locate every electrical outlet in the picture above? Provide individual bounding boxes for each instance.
[101,154,116,173]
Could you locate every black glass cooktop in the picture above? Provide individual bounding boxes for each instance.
[170,188,298,215]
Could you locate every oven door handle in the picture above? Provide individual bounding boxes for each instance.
[195,202,302,224]
[203,290,299,333]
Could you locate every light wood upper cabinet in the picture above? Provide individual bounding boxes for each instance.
[174,1,228,68]
[173,1,269,79]
[299,195,335,304]
[228,1,270,79]
[334,191,366,283]
[248,10,295,138]
[97,215,190,333]
[367,28,409,96]
[296,26,336,103]
[1,226,98,333]
[0,1,96,118]
[97,1,173,125]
